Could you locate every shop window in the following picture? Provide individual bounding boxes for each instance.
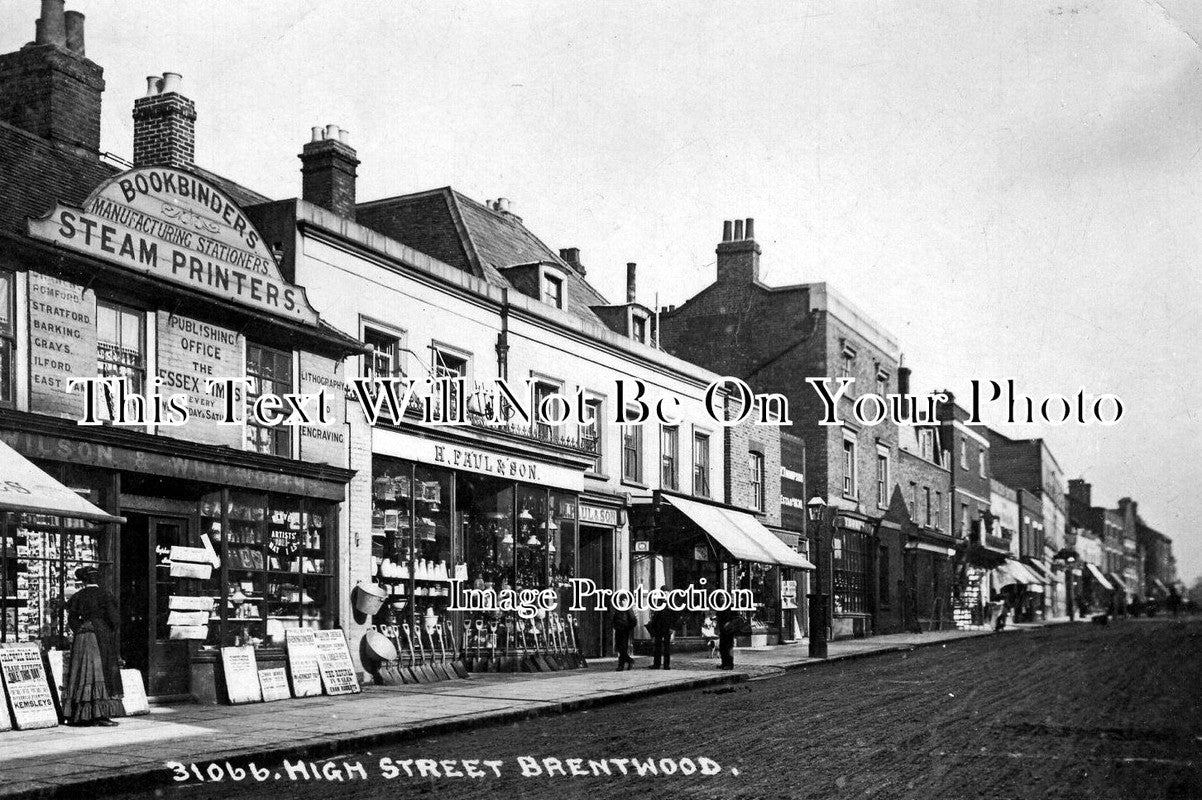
[96,299,145,420]
[246,342,293,457]
[0,512,109,644]
[363,326,406,379]
[0,271,13,406]
[749,451,764,511]
[622,418,643,484]
[432,348,468,422]
[202,491,335,649]
[693,432,711,497]
[842,438,857,498]
[579,398,603,473]
[832,530,869,615]
[542,274,564,309]
[670,554,721,637]
[921,429,935,462]
[661,427,679,491]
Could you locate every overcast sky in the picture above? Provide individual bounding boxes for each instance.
[4,1,1199,582]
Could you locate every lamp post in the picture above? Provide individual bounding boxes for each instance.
[807,496,829,659]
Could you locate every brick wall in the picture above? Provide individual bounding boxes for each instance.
[132,92,196,168]
[724,395,782,526]
[300,138,359,220]
[0,44,104,152]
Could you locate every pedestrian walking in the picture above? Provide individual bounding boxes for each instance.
[1167,586,1182,618]
[715,606,739,670]
[647,588,680,669]
[63,566,121,726]
[612,607,637,670]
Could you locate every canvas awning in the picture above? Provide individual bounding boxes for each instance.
[663,495,814,569]
[1083,562,1113,591]
[1022,558,1055,584]
[1011,561,1047,585]
[1107,572,1128,591]
[1150,578,1170,596]
[0,440,124,524]
[993,559,1043,590]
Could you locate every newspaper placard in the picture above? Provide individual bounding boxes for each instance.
[313,630,360,695]
[0,643,58,729]
[121,669,149,716]
[258,668,291,702]
[220,646,262,704]
[284,628,323,698]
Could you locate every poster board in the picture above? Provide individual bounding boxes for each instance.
[312,630,361,695]
[258,668,291,702]
[0,643,58,729]
[169,596,215,612]
[284,629,323,698]
[0,677,11,731]
[220,646,262,704]
[121,669,150,716]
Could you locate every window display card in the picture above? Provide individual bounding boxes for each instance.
[169,596,215,612]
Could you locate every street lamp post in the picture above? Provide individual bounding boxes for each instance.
[807,496,829,659]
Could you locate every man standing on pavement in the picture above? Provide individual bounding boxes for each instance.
[715,606,738,670]
[647,587,680,669]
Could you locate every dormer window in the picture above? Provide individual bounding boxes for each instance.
[631,315,648,343]
[542,273,563,308]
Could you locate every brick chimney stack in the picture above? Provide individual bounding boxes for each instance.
[132,72,196,168]
[0,1,105,152]
[300,124,359,219]
[558,247,586,276]
[716,217,761,284]
[626,262,637,304]
[1068,478,1092,507]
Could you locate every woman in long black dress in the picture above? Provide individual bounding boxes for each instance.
[63,566,121,726]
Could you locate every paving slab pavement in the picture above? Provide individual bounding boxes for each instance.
[0,624,1026,799]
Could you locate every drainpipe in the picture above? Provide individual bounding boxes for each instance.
[496,288,510,381]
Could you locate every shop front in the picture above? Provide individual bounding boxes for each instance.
[366,429,595,665]
[629,491,813,650]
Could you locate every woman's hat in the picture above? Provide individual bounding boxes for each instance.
[75,566,99,582]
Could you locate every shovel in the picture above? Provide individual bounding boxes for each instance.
[486,621,501,672]
[428,623,451,681]
[415,622,441,682]
[402,623,432,683]
[501,619,520,672]
[385,624,417,684]
[531,623,553,671]
[553,615,575,669]
[446,621,470,678]
[542,618,563,670]
[463,620,477,671]
[367,626,402,685]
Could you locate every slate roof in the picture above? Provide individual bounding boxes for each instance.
[356,187,611,325]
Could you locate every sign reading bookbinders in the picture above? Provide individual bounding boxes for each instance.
[0,643,58,729]
[312,630,360,695]
[220,646,262,704]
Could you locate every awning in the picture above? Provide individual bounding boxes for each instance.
[1011,561,1047,585]
[991,561,1022,589]
[663,495,814,569]
[1151,578,1170,596]
[1023,558,1055,584]
[993,559,1044,590]
[1083,563,1113,591]
[1107,572,1128,591]
[0,440,124,524]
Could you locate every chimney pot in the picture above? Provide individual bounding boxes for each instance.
[495,197,510,213]
[325,123,339,140]
[745,217,755,240]
[160,72,182,93]
[64,10,84,55]
[310,125,322,142]
[338,128,349,144]
[733,220,744,240]
[626,262,637,304]
[722,220,733,242]
[38,0,66,46]
[34,18,43,45]
[145,75,161,97]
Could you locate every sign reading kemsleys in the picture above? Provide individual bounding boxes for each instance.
[26,167,320,326]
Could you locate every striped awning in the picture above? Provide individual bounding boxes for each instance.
[1083,563,1113,591]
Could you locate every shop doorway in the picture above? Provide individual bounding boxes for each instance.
[120,512,194,697]
[577,525,613,658]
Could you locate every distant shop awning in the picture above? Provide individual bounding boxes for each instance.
[1107,572,1128,591]
[1083,563,1113,591]
[1023,558,1055,584]
[0,440,124,524]
[663,495,814,570]
[1151,578,1170,596]
[1011,561,1047,585]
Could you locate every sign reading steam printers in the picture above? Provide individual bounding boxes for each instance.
[28,167,319,325]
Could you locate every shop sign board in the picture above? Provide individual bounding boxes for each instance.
[155,311,243,447]
[258,668,291,702]
[375,429,584,492]
[121,669,150,716]
[284,628,323,698]
[298,351,346,467]
[220,646,262,704]
[27,273,96,420]
[27,167,320,325]
[312,630,361,695]
[579,504,619,527]
[0,643,58,729]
